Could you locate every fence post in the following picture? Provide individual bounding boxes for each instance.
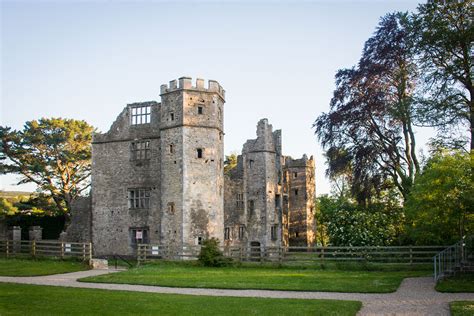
[89,242,92,262]
[434,256,437,280]
[279,247,282,265]
[82,243,86,261]
[60,242,64,259]
[31,240,36,258]
[6,240,9,258]
[410,247,413,265]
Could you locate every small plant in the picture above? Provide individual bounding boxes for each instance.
[198,238,232,267]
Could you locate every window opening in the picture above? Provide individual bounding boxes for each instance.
[130,105,151,125]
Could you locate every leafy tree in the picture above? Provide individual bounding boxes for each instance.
[1,118,95,221]
[316,195,402,247]
[314,13,420,204]
[404,150,474,245]
[224,153,238,174]
[413,1,473,150]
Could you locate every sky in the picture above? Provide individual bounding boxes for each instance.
[0,0,429,195]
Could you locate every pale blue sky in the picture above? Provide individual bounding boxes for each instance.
[1,0,429,195]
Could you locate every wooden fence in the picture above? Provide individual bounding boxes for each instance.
[0,240,92,261]
[137,244,446,265]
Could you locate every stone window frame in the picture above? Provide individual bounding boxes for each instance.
[248,159,254,168]
[294,189,299,196]
[238,225,245,240]
[197,105,204,115]
[131,140,150,161]
[170,112,175,121]
[169,144,174,154]
[128,188,151,209]
[196,148,203,159]
[293,172,298,178]
[271,224,278,241]
[224,227,231,240]
[129,227,149,247]
[236,193,244,209]
[130,105,151,125]
[248,199,255,215]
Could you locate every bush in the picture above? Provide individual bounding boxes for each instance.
[198,238,232,267]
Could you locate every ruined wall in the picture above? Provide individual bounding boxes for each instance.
[92,101,162,256]
[65,196,92,243]
[223,156,245,246]
[285,155,316,246]
[241,119,282,248]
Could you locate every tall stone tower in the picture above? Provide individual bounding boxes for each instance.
[159,77,225,253]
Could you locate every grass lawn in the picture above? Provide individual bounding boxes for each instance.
[436,274,474,293]
[450,301,474,316]
[81,261,430,293]
[0,258,89,276]
[0,283,362,316]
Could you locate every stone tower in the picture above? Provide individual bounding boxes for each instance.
[242,119,283,248]
[285,155,315,246]
[159,77,225,253]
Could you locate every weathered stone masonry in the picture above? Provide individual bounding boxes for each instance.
[66,77,315,256]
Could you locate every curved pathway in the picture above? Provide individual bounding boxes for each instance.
[0,269,472,315]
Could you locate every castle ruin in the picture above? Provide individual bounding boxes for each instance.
[67,77,315,256]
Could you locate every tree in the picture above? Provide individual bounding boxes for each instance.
[224,153,238,174]
[316,195,401,247]
[404,150,474,245]
[314,13,420,204]
[1,118,95,221]
[414,1,473,150]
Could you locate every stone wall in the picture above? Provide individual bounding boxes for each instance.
[64,196,92,242]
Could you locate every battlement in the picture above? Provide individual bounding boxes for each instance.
[284,154,315,168]
[160,77,225,100]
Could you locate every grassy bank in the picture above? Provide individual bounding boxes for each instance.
[0,283,362,316]
[0,258,89,276]
[81,261,430,293]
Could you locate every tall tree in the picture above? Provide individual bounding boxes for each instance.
[1,118,94,220]
[314,13,420,204]
[404,150,473,245]
[414,0,473,150]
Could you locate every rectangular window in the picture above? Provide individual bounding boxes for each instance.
[224,227,230,240]
[238,225,245,240]
[130,228,149,246]
[128,188,151,209]
[248,200,255,214]
[293,172,298,178]
[170,112,174,121]
[236,193,244,209]
[294,189,298,196]
[275,194,281,208]
[131,140,150,161]
[198,106,203,114]
[271,225,278,240]
[131,105,151,125]
[169,144,174,154]
[248,160,254,168]
[197,148,203,158]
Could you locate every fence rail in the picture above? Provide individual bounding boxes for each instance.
[137,244,445,265]
[0,240,92,261]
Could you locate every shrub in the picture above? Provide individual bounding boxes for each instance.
[198,238,232,267]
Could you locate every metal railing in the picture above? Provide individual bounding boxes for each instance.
[433,236,473,281]
[0,240,92,261]
[137,244,446,266]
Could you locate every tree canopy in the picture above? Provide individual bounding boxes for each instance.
[1,118,95,219]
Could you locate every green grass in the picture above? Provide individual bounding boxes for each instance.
[450,301,474,316]
[0,258,89,276]
[436,274,474,293]
[81,261,430,293]
[0,283,362,316]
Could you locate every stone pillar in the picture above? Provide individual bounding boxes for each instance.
[29,226,43,241]
[9,226,21,241]
[59,231,68,241]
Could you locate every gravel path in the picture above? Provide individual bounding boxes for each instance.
[1,269,472,315]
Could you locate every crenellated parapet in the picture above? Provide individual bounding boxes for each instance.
[160,77,226,100]
[284,154,315,168]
